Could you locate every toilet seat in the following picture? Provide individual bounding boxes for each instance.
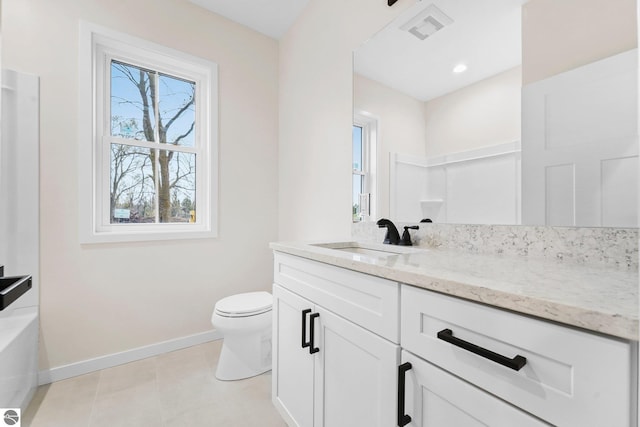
[214,291,272,318]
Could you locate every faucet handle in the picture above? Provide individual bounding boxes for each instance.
[399,226,419,246]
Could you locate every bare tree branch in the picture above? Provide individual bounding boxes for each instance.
[172,121,195,145]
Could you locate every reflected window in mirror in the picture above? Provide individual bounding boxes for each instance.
[352,113,377,222]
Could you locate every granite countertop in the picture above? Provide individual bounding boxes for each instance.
[270,241,639,341]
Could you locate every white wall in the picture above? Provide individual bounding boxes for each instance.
[522,49,638,227]
[3,0,279,370]
[353,73,427,219]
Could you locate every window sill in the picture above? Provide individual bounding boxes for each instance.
[80,226,217,244]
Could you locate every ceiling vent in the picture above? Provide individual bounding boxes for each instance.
[400,4,453,40]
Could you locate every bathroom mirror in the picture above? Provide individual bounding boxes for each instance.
[353,0,638,227]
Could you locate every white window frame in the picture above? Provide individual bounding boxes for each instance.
[78,22,218,243]
[353,111,378,222]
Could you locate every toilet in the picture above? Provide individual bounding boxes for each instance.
[211,291,273,381]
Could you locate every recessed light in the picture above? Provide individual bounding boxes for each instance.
[453,63,467,74]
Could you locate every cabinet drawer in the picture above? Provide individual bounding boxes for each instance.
[401,285,635,427]
[402,350,551,427]
[274,253,399,342]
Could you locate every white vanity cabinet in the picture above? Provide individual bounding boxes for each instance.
[272,250,637,427]
[272,253,400,427]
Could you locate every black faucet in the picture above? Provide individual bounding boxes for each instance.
[376,218,401,245]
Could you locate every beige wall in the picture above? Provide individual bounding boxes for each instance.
[523,0,637,84]
[424,66,521,157]
[3,0,279,370]
[353,73,427,219]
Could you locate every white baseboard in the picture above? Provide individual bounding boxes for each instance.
[38,329,222,385]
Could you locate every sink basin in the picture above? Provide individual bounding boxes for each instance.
[312,242,422,258]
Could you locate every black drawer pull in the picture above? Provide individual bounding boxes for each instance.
[437,328,527,371]
[301,309,312,349]
[397,362,412,427]
[309,312,320,354]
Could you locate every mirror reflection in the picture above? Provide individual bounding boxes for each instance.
[353,0,638,227]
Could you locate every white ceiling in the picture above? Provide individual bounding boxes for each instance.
[189,0,311,39]
[354,0,528,101]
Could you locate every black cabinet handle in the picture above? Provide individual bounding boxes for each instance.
[301,309,311,349]
[437,328,527,371]
[397,362,412,427]
[309,313,320,354]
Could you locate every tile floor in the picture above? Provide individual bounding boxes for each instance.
[23,340,287,427]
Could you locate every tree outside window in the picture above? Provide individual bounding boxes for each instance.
[109,60,196,224]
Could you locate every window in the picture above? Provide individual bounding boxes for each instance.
[79,23,218,242]
[352,113,377,222]
[352,125,366,221]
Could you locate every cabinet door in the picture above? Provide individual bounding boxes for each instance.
[272,285,315,427]
[314,307,400,427]
[401,351,551,427]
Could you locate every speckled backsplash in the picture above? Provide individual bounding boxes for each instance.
[352,222,639,270]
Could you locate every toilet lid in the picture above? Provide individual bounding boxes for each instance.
[215,291,273,316]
